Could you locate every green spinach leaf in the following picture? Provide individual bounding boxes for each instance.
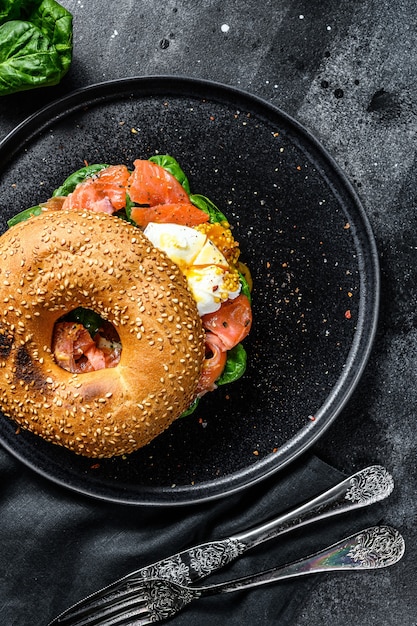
[217,343,247,386]
[239,271,252,303]
[189,194,229,224]
[61,307,104,338]
[7,204,42,227]
[0,0,26,22]
[117,193,136,224]
[29,0,73,74]
[180,396,200,418]
[0,0,73,96]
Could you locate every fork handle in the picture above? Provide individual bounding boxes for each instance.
[200,525,405,596]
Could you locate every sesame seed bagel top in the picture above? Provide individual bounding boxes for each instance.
[0,210,205,458]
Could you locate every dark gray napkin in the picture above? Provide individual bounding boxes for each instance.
[0,449,383,626]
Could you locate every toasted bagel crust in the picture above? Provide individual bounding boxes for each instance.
[0,211,205,457]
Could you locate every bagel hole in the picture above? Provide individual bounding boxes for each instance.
[52,307,122,374]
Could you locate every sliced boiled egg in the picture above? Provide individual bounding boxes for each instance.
[143,222,206,268]
[192,238,228,269]
[143,222,240,316]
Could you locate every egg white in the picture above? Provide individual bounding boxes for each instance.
[143,222,206,268]
[143,222,240,316]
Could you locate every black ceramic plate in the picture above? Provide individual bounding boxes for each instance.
[0,77,379,505]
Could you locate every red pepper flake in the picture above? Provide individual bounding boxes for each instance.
[272,447,278,453]
[345,309,352,319]
[90,463,100,469]
[210,115,215,121]
[308,415,316,422]
[83,159,89,167]
[296,165,302,171]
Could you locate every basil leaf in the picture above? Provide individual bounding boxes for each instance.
[149,154,191,195]
[7,204,42,227]
[217,343,247,386]
[52,163,109,196]
[0,0,72,96]
[63,307,104,338]
[190,194,228,225]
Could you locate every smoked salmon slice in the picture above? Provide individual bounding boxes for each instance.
[128,159,192,206]
[52,321,122,373]
[130,202,209,228]
[62,164,130,213]
[201,294,252,351]
[195,331,228,396]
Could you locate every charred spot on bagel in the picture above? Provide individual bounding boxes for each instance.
[14,344,49,392]
[0,324,14,360]
[0,210,205,458]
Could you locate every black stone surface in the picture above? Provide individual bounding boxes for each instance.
[0,2,416,624]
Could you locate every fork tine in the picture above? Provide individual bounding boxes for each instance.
[51,577,197,626]
[70,599,154,626]
[52,583,152,626]
[59,598,152,626]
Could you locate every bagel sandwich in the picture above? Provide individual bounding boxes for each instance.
[0,155,252,458]
[0,210,206,457]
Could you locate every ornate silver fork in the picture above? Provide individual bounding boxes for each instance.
[52,525,405,625]
[48,465,394,625]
